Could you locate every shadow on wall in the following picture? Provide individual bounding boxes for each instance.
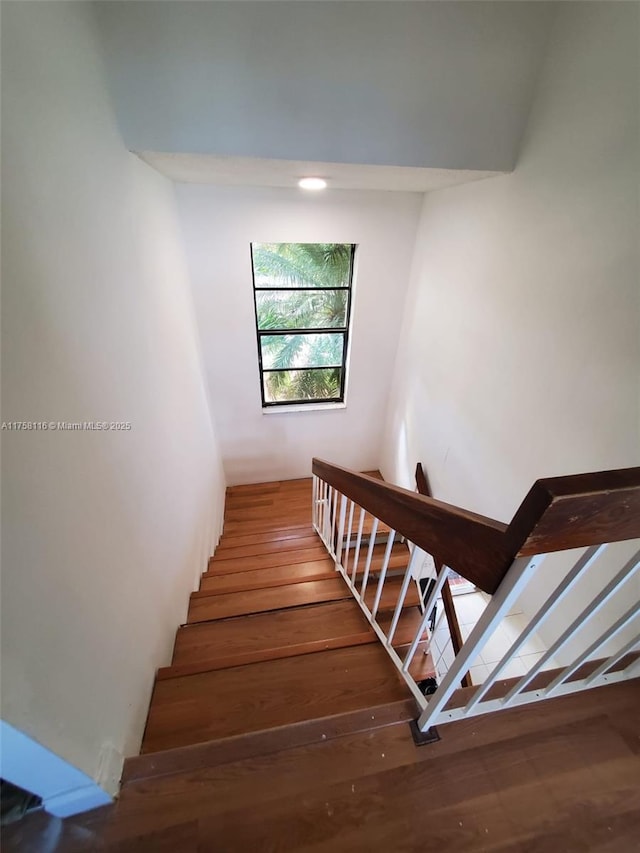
[223,452,296,487]
[381,418,412,491]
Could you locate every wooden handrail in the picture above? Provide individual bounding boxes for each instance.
[508,468,640,556]
[415,464,471,689]
[312,459,640,595]
[313,458,509,593]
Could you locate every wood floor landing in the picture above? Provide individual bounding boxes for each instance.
[6,680,639,851]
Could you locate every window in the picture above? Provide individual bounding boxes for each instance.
[250,243,355,407]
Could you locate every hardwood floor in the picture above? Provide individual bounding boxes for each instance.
[4,476,639,851]
[4,681,638,851]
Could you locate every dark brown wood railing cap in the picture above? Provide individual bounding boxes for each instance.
[313,459,640,594]
[508,467,640,556]
[313,458,510,594]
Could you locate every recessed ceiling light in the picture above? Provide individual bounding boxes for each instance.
[298,177,327,191]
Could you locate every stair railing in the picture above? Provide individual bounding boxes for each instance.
[414,463,471,689]
[312,459,640,737]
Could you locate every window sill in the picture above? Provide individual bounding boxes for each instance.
[262,402,347,415]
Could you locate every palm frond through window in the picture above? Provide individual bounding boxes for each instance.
[251,243,355,406]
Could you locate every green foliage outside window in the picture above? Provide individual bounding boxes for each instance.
[251,243,354,404]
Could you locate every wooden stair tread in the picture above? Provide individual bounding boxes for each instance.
[175,600,370,664]
[358,514,393,538]
[141,643,412,753]
[187,577,351,623]
[222,519,315,537]
[216,525,314,551]
[224,504,312,523]
[124,697,418,784]
[401,641,438,681]
[347,544,410,576]
[376,608,426,644]
[207,545,330,575]
[225,488,312,500]
[168,602,425,677]
[362,575,422,611]
[224,512,311,529]
[188,573,421,623]
[212,534,323,561]
[207,540,408,579]
[198,559,336,595]
[166,601,374,675]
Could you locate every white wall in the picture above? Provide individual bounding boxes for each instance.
[1,2,225,797]
[381,1,639,517]
[95,1,553,172]
[175,186,422,485]
[379,2,640,657]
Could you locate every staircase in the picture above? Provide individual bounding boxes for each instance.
[128,462,639,783]
[135,475,427,766]
[5,465,638,850]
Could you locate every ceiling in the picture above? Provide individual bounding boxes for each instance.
[96,2,554,174]
[137,152,503,192]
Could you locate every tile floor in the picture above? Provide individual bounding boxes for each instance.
[430,589,558,685]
